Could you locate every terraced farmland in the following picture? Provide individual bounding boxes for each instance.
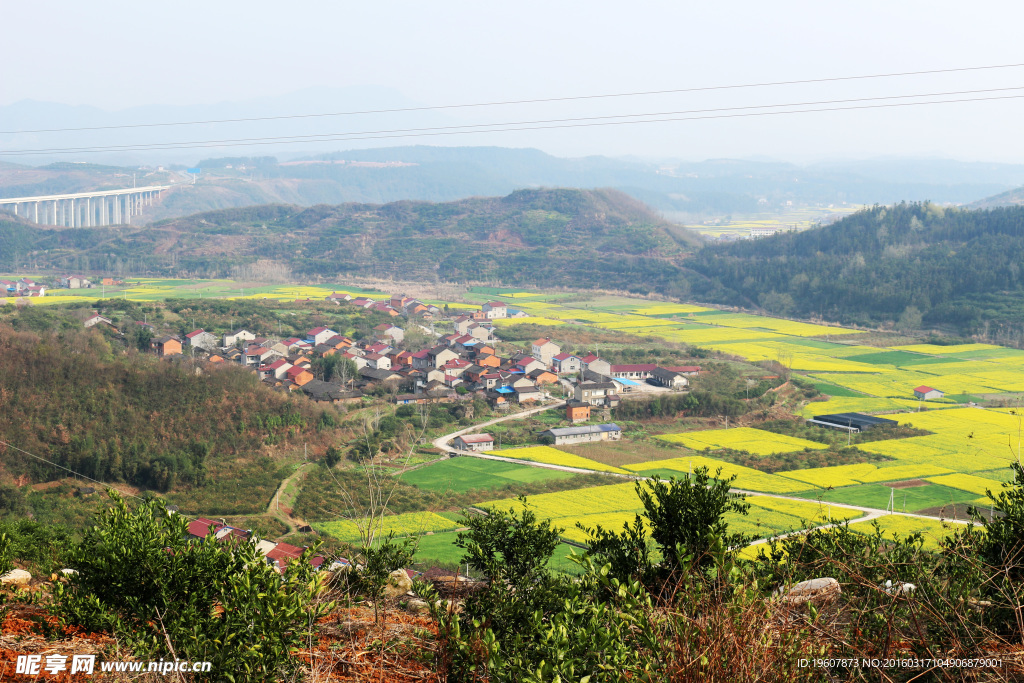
[481,482,862,545]
[485,446,630,474]
[655,427,828,456]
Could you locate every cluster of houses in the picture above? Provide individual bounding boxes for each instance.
[2,275,125,299]
[185,516,344,573]
[448,341,701,451]
[82,291,700,420]
[325,292,442,320]
[1,277,46,297]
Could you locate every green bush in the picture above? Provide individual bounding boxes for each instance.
[53,494,332,682]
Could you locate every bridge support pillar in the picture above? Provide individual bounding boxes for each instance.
[33,202,38,223]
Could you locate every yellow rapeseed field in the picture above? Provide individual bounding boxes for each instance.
[925,473,1002,496]
[655,427,828,456]
[317,511,458,542]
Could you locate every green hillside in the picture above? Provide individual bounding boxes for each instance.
[1,188,700,292]
[686,202,1024,337]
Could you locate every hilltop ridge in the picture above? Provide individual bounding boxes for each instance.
[0,187,699,293]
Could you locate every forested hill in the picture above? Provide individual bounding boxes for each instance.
[687,203,1024,336]
[1,188,699,293]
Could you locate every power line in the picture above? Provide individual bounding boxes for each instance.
[0,437,174,511]
[4,61,1024,136]
[12,84,1024,153]
[3,89,1024,157]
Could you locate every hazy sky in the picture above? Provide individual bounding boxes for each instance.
[4,1,1024,162]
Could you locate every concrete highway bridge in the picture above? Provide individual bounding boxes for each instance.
[0,185,171,227]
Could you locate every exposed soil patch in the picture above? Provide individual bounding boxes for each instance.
[914,503,994,520]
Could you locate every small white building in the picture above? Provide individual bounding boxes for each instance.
[481,301,508,319]
[224,328,256,347]
[913,385,944,400]
[540,423,622,446]
[453,434,494,452]
[373,323,405,343]
[184,329,218,351]
[307,327,337,346]
[552,353,582,374]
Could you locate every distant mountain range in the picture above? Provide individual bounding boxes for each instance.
[4,145,1024,226]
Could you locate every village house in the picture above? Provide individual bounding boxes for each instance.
[391,350,415,367]
[61,275,92,289]
[224,328,256,347]
[582,356,612,376]
[914,385,945,400]
[551,353,582,374]
[285,365,314,387]
[259,358,293,380]
[325,292,352,304]
[265,542,306,572]
[307,327,337,346]
[515,356,545,374]
[514,386,542,404]
[373,323,405,343]
[83,314,114,329]
[609,364,658,380]
[565,400,592,423]
[574,381,620,407]
[476,353,501,368]
[532,338,561,365]
[453,434,494,452]
[326,335,353,350]
[527,368,558,385]
[480,301,508,319]
[466,323,494,341]
[314,343,336,357]
[184,329,218,351]
[363,353,392,370]
[151,335,182,357]
[540,423,622,446]
[428,344,459,368]
[244,345,279,367]
[650,367,689,389]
